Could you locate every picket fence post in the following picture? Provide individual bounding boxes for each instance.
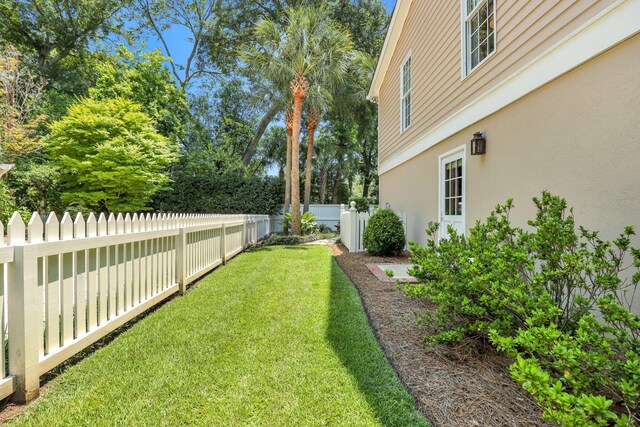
[349,201,358,252]
[7,213,41,403]
[242,219,247,248]
[220,224,227,265]
[253,220,257,244]
[176,227,187,295]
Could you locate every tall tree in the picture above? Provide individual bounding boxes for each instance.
[241,6,352,234]
[89,47,190,142]
[313,127,337,204]
[241,93,287,166]
[0,45,47,161]
[233,0,386,168]
[0,0,129,71]
[303,107,319,212]
[133,0,232,89]
[284,106,293,213]
[329,0,388,56]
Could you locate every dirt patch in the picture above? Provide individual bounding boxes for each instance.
[331,243,552,427]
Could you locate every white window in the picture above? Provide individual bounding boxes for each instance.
[400,55,412,132]
[464,0,496,74]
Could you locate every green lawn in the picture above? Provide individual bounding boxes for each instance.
[10,245,428,426]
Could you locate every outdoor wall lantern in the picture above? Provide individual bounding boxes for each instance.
[470,132,487,155]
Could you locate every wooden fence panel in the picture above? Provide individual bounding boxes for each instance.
[0,211,271,403]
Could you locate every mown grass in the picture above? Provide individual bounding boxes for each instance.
[10,245,428,426]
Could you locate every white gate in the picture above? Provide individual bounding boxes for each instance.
[339,202,407,253]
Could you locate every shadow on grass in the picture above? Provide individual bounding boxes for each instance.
[326,255,429,426]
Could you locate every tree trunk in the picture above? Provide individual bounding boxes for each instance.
[284,125,292,214]
[303,110,319,213]
[363,175,370,198]
[242,102,280,166]
[319,163,328,205]
[331,171,341,204]
[290,75,309,235]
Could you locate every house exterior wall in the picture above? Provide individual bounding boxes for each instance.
[377,0,616,166]
[379,33,640,246]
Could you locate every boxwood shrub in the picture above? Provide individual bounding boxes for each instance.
[363,209,406,256]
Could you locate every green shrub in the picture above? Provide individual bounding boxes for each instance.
[153,151,284,215]
[317,223,334,234]
[283,211,319,236]
[362,209,405,256]
[351,197,370,213]
[495,307,640,427]
[0,180,30,224]
[9,158,64,213]
[406,191,640,425]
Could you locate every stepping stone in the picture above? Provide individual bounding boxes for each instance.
[366,263,418,283]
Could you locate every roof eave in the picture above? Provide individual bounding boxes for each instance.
[368,0,414,101]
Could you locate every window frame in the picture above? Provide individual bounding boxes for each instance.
[461,0,497,78]
[399,52,412,133]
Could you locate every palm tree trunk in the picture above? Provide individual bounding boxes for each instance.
[319,162,328,204]
[284,126,292,214]
[303,111,319,213]
[290,75,309,235]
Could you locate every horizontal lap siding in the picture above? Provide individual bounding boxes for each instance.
[380,33,640,250]
[378,0,615,165]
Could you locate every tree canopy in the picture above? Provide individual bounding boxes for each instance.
[90,47,190,142]
[0,0,390,220]
[0,0,130,70]
[47,97,177,212]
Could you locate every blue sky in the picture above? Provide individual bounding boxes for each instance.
[136,1,396,85]
[382,0,396,10]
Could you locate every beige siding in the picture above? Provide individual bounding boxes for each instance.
[378,0,616,165]
[380,34,640,245]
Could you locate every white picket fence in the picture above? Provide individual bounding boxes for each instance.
[340,202,407,252]
[0,211,271,403]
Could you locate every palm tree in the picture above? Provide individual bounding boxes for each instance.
[284,106,294,213]
[241,6,353,234]
[303,107,319,213]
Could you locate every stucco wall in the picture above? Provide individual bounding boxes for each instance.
[380,34,640,246]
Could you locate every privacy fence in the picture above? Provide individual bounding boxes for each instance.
[340,202,407,252]
[270,204,343,232]
[0,211,271,403]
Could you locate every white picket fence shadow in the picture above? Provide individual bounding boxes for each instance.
[0,211,271,403]
[339,202,407,253]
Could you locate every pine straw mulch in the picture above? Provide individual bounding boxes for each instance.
[331,243,554,427]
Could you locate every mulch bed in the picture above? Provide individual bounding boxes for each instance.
[331,243,553,427]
